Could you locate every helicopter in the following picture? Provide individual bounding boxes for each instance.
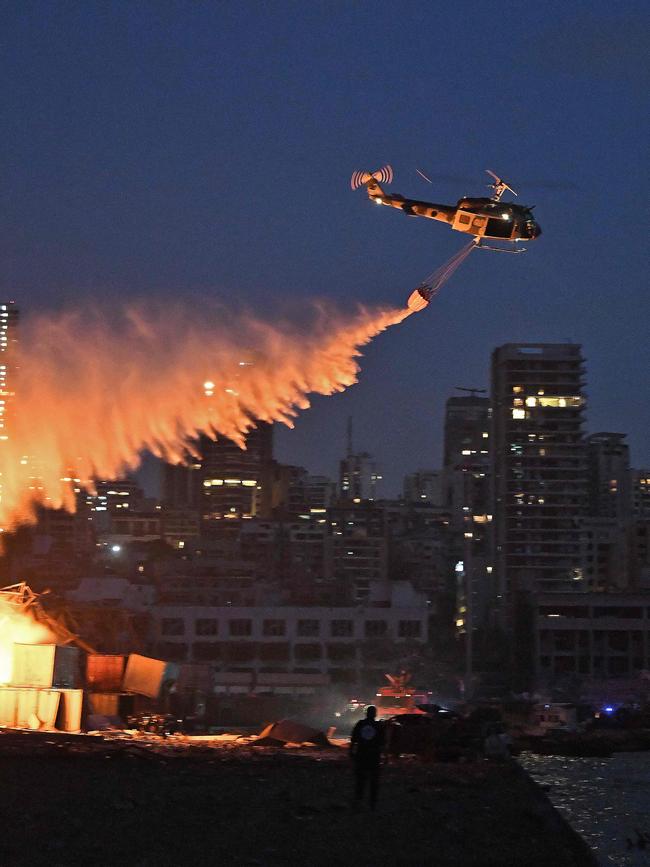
[351,166,541,250]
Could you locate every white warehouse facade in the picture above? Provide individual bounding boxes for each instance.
[151,582,430,685]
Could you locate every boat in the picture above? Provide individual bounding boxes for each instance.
[374,671,433,718]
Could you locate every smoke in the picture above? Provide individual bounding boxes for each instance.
[0,299,414,530]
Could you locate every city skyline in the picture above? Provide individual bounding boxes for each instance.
[3,326,649,695]
[274,343,647,499]
[139,335,647,503]
[2,293,646,518]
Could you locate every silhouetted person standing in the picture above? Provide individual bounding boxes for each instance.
[350,705,384,810]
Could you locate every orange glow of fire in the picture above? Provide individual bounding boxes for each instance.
[0,601,53,684]
[0,300,415,530]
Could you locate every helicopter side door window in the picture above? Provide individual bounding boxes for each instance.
[453,211,487,235]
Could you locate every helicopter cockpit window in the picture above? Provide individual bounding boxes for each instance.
[485,215,514,239]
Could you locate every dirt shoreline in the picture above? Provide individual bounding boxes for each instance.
[0,732,597,867]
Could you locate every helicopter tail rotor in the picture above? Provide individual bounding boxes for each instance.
[350,165,393,190]
[486,169,518,200]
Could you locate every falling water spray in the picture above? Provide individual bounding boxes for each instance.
[0,299,415,531]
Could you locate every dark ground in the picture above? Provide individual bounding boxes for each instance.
[0,733,597,867]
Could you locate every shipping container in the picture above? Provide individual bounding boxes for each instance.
[122,654,176,699]
[85,654,126,692]
[10,644,79,689]
[87,692,135,718]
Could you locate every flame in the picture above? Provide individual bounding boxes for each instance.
[0,600,53,684]
[0,299,414,529]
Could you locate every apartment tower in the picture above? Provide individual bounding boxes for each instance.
[491,343,587,612]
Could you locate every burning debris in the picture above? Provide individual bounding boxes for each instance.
[0,583,174,735]
[0,583,90,684]
[0,583,91,731]
[253,719,333,748]
[0,584,53,684]
[0,591,335,738]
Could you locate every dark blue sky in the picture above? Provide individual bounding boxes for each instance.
[2,1,648,494]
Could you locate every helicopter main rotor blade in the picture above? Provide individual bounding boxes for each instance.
[486,169,518,197]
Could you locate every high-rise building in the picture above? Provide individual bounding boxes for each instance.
[266,463,308,514]
[302,474,337,511]
[162,461,201,510]
[629,472,650,589]
[581,433,632,591]
[326,502,387,599]
[442,394,491,524]
[491,343,587,612]
[338,417,382,502]
[198,423,274,521]
[586,433,631,523]
[266,464,336,515]
[582,517,630,591]
[380,498,451,603]
[443,394,490,468]
[0,302,18,529]
[403,470,443,505]
[632,470,650,520]
[85,477,146,514]
[339,451,381,501]
[441,394,492,660]
[630,520,650,588]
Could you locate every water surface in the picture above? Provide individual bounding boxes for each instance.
[520,752,650,866]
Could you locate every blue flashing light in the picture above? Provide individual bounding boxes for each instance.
[603,706,614,714]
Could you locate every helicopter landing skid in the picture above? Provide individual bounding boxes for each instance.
[475,239,527,254]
